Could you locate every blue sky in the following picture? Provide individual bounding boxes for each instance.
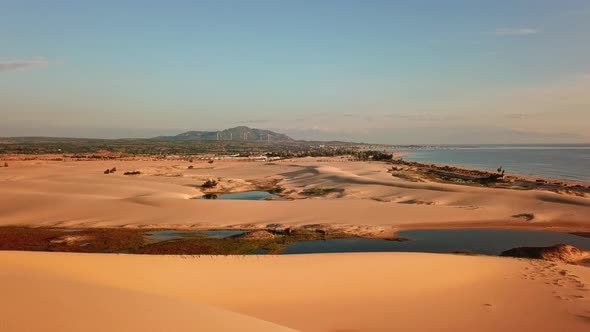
[1,0,589,143]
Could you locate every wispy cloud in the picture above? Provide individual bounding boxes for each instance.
[487,28,539,36]
[0,58,49,72]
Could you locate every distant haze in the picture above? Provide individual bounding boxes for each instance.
[1,1,589,144]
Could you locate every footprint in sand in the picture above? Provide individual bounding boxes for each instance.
[529,263,590,301]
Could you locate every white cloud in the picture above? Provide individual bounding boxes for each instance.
[487,28,538,36]
[0,58,49,72]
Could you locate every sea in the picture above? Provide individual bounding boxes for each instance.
[392,145,590,182]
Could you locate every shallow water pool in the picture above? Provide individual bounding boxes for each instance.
[281,229,590,255]
[146,230,249,243]
[198,191,280,201]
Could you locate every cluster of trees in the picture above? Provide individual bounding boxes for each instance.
[354,150,394,161]
[265,148,359,159]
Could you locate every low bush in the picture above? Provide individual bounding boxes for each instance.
[201,179,218,188]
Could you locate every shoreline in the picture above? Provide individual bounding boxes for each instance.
[387,158,590,198]
[397,149,590,185]
[391,156,590,186]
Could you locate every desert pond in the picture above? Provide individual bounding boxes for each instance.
[198,191,280,200]
[3,227,590,257]
[281,229,590,255]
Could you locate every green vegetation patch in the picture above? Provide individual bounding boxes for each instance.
[0,226,356,255]
[135,228,353,255]
[301,187,344,197]
[0,227,145,253]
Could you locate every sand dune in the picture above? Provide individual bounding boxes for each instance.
[0,267,295,332]
[0,158,588,234]
[1,251,589,331]
[1,158,590,331]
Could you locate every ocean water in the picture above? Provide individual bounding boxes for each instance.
[395,145,590,182]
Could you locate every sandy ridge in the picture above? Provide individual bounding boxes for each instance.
[1,251,589,331]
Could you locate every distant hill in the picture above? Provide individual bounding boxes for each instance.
[157,126,294,142]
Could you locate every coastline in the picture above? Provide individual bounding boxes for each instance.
[397,146,590,184]
[398,156,590,187]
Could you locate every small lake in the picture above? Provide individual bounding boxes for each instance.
[198,191,280,200]
[146,230,248,243]
[281,229,590,255]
